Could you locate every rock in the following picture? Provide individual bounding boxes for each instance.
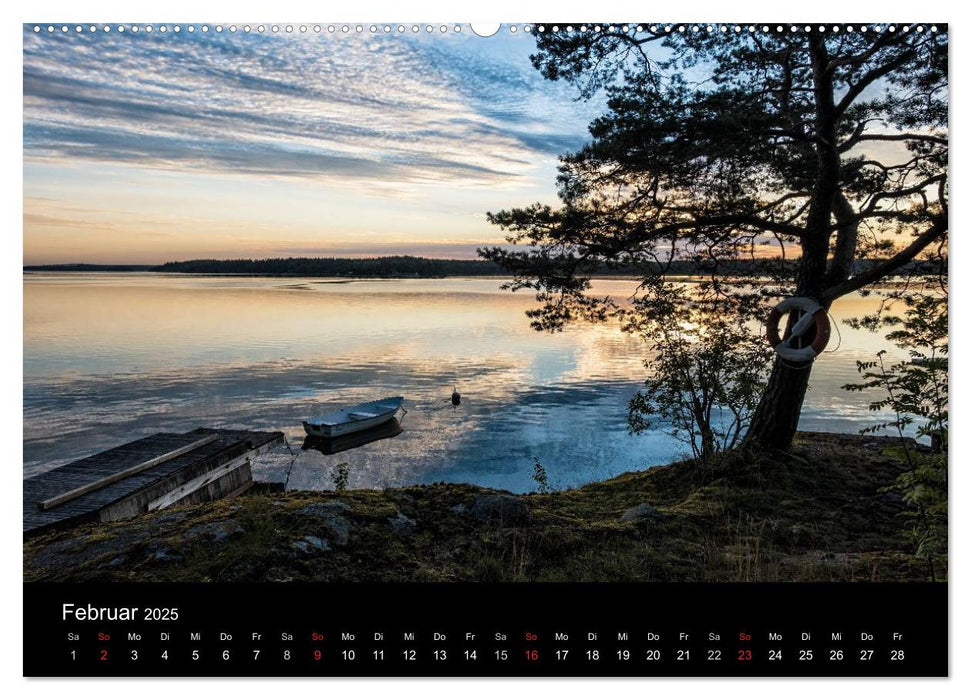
[33,534,136,569]
[220,559,262,582]
[298,501,353,546]
[620,503,663,523]
[266,572,295,583]
[451,504,467,516]
[145,544,184,563]
[324,518,352,546]
[388,512,417,536]
[185,519,244,543]
[151,511,190,527]
[294,535,331,554]
[470,495,529,525]
[297,501,351,517]
[31,536,91,567]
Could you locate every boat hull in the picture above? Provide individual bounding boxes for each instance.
[303,397,405,439]
[303,412,398,438]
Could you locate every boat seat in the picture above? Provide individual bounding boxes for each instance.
[349,411,378,419]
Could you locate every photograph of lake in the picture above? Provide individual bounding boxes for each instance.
[22,22,946,586]
[23,273,907,493]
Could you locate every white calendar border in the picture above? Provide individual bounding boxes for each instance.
[3,0,964,697]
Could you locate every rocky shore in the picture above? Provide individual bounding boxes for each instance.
[23,432,936,583]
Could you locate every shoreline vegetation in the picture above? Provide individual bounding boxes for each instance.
[23,432,941,584]
[22,255,941,279]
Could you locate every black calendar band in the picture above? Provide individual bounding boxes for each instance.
[24,582,947,677]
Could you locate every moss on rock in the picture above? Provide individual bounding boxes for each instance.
[23,432,941,583]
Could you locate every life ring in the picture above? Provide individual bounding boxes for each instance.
[765,297,831,362]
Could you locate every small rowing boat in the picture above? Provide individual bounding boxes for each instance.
[303,396,405,438]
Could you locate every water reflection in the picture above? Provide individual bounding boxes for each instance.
[302,419,404,456]
[23,274,912,491]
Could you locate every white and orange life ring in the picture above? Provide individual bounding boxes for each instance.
[765,297,831,362]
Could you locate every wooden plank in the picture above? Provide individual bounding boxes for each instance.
[37,434,221,511]
[223,480,254,500]
[24,429,284,535]
[161,462,254,511]
[146,456,249,511]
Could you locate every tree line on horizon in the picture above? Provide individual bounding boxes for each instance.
[23,255,941,278]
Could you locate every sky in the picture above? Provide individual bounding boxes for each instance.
[22,24,605,264]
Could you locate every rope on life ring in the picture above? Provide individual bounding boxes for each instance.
[765,296,832,363]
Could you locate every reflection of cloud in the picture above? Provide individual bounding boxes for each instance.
[23,275,907,487]
[22,29,600,190]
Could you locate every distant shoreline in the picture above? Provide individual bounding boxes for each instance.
[23,256,506,278]
[23,254,940,279]
[20,256,778,279]
[22,269,654,281]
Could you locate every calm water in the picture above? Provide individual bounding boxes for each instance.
[23,274,905,492]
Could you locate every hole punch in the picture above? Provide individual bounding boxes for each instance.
[470,23,501,37]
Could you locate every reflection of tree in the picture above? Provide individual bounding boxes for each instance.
[481,26,947,449]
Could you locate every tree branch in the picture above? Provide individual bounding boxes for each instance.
[834,44,918,116]
[820,217,947,302]
[625,212,806,242]
[857,173,947,218]
[840,131,948,153]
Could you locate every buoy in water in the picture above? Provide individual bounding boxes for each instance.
[451,388,461,406]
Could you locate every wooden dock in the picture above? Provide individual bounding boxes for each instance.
[23,428,284,536]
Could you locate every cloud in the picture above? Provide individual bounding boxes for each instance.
[22,28,600,189]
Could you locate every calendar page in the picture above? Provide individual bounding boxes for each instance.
[21,20,948,678]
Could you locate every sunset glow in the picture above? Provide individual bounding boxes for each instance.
[23,26,604,264]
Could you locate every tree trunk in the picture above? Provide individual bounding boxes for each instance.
[744,357,813,450]
[744,35,840,452]
[698,418,716,462]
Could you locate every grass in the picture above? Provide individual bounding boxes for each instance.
[23,432,943,583]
